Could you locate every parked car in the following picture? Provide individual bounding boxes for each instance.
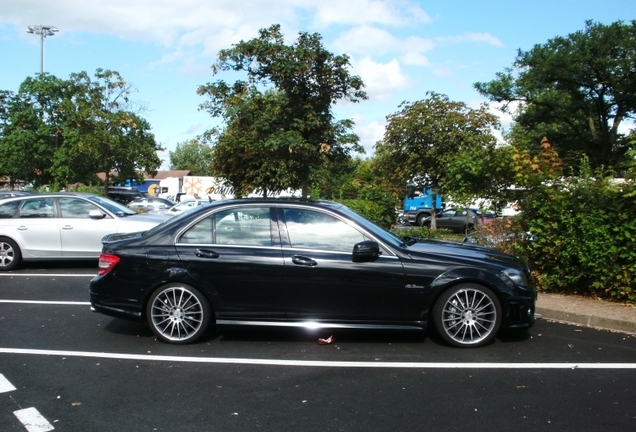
[471,208,498,221]
[107,186,150,205]
[162,199,211,216]
[0,193,170,271]
[421,208,481,233]
[0,191,33,200]
[90,199,536,348]
[127,197,175,213]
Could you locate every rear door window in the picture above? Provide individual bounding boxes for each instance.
[18,198,55,218]
[178,207,273,246]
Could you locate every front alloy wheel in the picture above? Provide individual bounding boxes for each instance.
[147,284,211,344]
[433,284,501,347]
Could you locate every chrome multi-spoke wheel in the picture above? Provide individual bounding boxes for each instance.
[433,284,501,347]
[0,238,21,271]
[147,284,211,344]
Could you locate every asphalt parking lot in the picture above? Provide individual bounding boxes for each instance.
[1,263,635,431]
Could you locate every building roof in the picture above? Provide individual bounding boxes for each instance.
[150,170,192,180]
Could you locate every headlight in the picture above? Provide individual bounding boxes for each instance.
[501,268,529,287]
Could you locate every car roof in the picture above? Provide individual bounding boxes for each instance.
[0,192,96,200]
[182,198,344,212]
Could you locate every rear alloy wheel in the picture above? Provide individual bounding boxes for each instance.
[433,284,501,347]
[147,284,211,344]
[0,237,21,271]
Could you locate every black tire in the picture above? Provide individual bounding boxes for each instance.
[146,283,212,344]
[432,284,501,348]
[0,237,22,271]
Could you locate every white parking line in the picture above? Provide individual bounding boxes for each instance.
[0,300,90,305]
[1,348,635,369]
[13,407,55,432]
[0,374,17,393]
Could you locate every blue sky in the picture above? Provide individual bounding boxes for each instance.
[1,1,634,168]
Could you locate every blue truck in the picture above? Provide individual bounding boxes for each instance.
[403,186,444,226]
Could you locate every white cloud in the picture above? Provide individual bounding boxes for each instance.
[435,33,503,47]
[401,52,430,66]
[333,26,434,58]
[355,118,386,155]
[309,0,431,27]
[352,57,411,101]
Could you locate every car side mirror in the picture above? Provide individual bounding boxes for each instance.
[352,240,380,262]
[88,210,106,219]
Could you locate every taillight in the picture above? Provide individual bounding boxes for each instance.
[98,253,120,276]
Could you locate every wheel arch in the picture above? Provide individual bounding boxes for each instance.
[139,276,219,322]
[426,266,511,315]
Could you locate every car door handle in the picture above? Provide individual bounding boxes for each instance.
[62,225,73,230]
[17,226,28,230]
[195,249,219,259]
[291,255,317,267]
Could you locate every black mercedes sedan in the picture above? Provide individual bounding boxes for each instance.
[89,199,536,348]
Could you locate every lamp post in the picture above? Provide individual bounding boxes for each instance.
[26,25,58,74]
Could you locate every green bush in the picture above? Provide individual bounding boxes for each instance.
[392,226,461,241]
[334,186,396,229]
[522,169,636,303]
[338,198,394,229]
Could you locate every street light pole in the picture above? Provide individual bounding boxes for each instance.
[26,25,58,74]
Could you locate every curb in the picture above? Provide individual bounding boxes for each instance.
[535,305,636,335]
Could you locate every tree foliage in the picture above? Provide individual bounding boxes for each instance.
[375,92,503,226]
[0,70,162,190]
[197,24,367,197]
[169,139,214,176]
[0,75,69,187]
[475,20,636,172]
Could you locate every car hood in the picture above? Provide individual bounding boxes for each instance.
[406,238,523,268]
[120,213,172,223]
[109,213,171,238]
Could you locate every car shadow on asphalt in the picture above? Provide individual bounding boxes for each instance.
[100,318,531,348]
[212,328,430,345]
[496,329,533,344]
[104,318,154,337]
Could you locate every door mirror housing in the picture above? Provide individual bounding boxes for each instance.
[89,210,106,220]
[352,240,380,262]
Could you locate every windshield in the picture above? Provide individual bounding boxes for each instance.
[88,195,137,217]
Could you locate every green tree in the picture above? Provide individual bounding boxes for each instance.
[442,143,517,213]
[202,88,307,197]
[0,70,162,190]
[169,139,214,176]
[63,69,162,190]
[375,92,501,228]
[0,74,70,187]
[197,24,367,197]
[475,20,636,172]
